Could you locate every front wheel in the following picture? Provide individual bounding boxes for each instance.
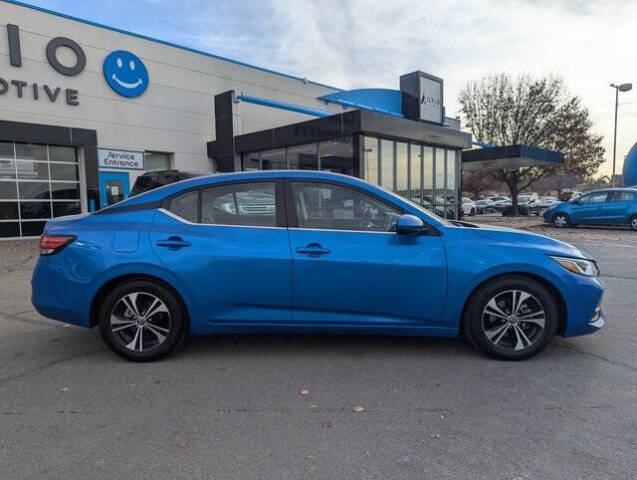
[463,276,559,360]
[630,215,637,231]
[552,213,570,228]
[98,280,186,362]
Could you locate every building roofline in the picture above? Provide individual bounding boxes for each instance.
[3,0,342,92]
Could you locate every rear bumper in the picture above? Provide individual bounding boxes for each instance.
[31,257,91,328]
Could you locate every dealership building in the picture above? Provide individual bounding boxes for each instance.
[0,0,480,238]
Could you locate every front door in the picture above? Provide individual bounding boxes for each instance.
[286,181,448,330]
[150,181,293,329]
[570,191,609,224]
[99,171,130,208]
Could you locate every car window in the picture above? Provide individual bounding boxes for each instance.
[609,191,635,202]
[291,182,401,232]
[580,192,608,203]
[201,182,276,227]
[168,190,198,223]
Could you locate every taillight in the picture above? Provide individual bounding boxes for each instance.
[39,234,76,255]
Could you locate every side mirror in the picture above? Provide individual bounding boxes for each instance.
[572,198,582,205]
[396,214,427,235]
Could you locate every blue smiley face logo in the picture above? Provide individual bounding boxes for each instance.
[103,50,149,98]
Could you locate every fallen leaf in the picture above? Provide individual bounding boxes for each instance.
[430,432,440,439]
[440,414,445,419]
[322,420,332,428]
[352,405,365,413]
[179,440,188,448]
[60,387,70,393]
[299,389,310,396]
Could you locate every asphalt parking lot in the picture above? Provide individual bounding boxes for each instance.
[1,223,636,479]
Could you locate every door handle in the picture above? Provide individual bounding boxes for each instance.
[156,236,192,250]
[296,243,331,256]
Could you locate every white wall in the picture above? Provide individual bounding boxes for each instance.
[0,1,345,182]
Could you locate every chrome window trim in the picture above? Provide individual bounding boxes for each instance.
[288,227,395,235]
[158,207,284,230]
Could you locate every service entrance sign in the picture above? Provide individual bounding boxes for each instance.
[98,148,144,170]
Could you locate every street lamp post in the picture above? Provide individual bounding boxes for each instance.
[610,82,632,187]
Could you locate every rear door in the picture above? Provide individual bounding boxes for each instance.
[150,181,293,327]
[605,190,635,223]
[286,180,447,329]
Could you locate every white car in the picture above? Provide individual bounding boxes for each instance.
[461,197,476,216]
[540,196,560,208]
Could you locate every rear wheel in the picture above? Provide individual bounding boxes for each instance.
[463,276,559,360]
[98,280,186,362]
[552,213,570,228]
[630,215,637,231]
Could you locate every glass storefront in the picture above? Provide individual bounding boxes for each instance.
[240,133,460,218]
[0,141,81,238]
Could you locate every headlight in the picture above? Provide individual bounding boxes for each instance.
[551,256,598,277]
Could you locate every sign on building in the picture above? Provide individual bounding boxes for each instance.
[98,148,144,170]
[400,71,444,125]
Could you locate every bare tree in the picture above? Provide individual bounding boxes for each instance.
[459,74,605,214]
[461,171,501,199]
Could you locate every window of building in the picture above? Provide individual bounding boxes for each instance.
[319,136,354,175]
[145,151,172,172]
[242,152,260,171]
[380,139,394,190]
[410,144,422,204]
[446,149,457,209]
[288,143,318,170]
[261,148,286,170]
[434,148,446,209]
[168,190,198,223]
[291,181,401,232]
[362,136,379,185]
[201,182,276,227]
[422,147,434,210]
[396,142,408,197]
[0,142,81,238]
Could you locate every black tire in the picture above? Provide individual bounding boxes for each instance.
[630,215,637,231]
[98,279,186,362]
[463,275,559,360]
[552,212,570,228]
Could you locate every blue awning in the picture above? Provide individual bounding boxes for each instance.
[462,145,563,171]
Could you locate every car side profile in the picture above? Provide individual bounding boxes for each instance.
[32,171,605,362]
[543,188,637,230]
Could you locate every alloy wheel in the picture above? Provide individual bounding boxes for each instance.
[110,292,171,352]
[481,290,546,352]
[553,214,568,228]
[631,216,637,231]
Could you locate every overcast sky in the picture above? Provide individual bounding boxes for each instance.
[24,0,637,177]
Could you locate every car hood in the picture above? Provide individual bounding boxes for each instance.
[465,223,594,260]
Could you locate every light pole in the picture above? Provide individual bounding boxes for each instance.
[610,82,632,186]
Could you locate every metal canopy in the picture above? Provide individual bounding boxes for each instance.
[462,145,563,171]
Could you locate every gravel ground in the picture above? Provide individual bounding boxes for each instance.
[1,224,636,480]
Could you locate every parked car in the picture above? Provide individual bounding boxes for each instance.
[543,188,637,230]
[492,199,512,212]
[502,193,542,216]
[474,199,495,214]
[540,196,560,209]
[486,195,510,204]
[130,170,208,196]
[32,171,605,362]
[461,197,476,216]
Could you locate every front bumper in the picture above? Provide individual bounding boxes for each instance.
[562,276,605,337]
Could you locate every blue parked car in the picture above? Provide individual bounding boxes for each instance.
[32,171,605,362]
[544,188,637,230]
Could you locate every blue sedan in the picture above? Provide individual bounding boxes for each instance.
[544,188,637,230]
[32,171,605,361]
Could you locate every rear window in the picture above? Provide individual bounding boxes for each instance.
[168,190,198,223]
